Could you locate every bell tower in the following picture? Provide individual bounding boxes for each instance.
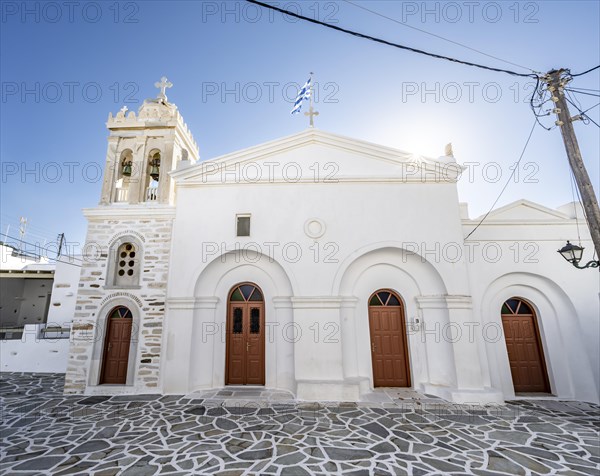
[64,78,199,395]
[99,78,199,206]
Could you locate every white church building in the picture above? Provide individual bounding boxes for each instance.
[64,81,599,405]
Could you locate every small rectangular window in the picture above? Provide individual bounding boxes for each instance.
[236,215,251,237]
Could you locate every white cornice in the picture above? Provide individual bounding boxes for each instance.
[177,175,460,187]
[462,219,576,226]
[171,128,461,184]
[83,206,176,219]
[166,297,220,310]
[272,297,293,309]
[416,295,473,309]
[291,296,344,309]
[340,297,360,308]
[473,199,570,221]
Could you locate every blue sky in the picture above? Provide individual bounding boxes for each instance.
[1,0,599,252]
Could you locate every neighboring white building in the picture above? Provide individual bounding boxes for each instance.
[1,242,80,372]
[64,83,599,404]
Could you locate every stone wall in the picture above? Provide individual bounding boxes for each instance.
[64,211,174,394]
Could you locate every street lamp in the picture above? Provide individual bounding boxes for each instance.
[558,241,599,269]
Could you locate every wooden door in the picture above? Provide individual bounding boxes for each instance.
[502,298,550,393]
[226,284,265,385]
[369,290,410,387]
[100,307,133,384]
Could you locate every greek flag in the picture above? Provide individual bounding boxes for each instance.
[291,77,311,114]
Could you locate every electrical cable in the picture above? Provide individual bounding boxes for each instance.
[569,165,595,262]
[569,168,582,245]
[571,65,600,77]
[565,89,600,98]
[0,233,83,268]
[566,87,600,93]
[246,0,537,79]
[566,97,600,128]
[529,76,553,130]
[341,0,537,73]
[566,88,584,114]
[580,102,600,115]
[464,119,538,240]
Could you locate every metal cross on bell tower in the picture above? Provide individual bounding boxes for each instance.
[155,76,173,102]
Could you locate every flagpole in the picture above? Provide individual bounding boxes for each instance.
[309,72,314,127]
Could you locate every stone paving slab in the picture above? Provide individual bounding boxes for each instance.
[1,372,599,475]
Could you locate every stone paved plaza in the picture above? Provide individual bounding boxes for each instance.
[1,373,599,475]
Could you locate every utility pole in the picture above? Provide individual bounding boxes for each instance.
[18,217,27,253]
[547,69,600,258]
[57,233,65,258]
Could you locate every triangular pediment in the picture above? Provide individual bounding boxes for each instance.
[478,199,571,221]
[171,129,460,185]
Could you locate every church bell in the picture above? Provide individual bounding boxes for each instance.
[122,161,132,177]
[149,158,160,180]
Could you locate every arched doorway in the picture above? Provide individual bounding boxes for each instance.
[226,283,265,385]
[100,306,133,384]
[368,289,410,387]
[501,297,550,393]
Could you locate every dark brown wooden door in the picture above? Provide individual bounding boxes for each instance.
[502,298,550,393]
[226,284,265,385]
[369,290,410,387]
[101,307,133,384]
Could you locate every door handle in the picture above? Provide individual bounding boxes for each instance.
[371,342,375,352]
[108,343,112,351]
[246,341,250,352]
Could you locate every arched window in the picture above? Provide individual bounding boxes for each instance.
[119,150,133,179]
[501,298,533,315]
[146,151,161,201]
[115,149,133,202]
[114,243,138,286]
[368,290,401,306]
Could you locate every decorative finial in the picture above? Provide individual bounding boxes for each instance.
[120,106,128,114]
[155,76,173,101]
[445,143,454,157]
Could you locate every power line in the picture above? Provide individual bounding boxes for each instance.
[580,102,600,115]
[566,87,600,93]
[566,97,600,128]
[246,0,537,79]
[1,233,83,268]
[529,76,554,131]
[465,119,538,240]
[571,65,600,77]
[341,0,536,73]
[566,88,584,113]
[566,88,600,98]
[569,167,583,245]
[0,213,60,240]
